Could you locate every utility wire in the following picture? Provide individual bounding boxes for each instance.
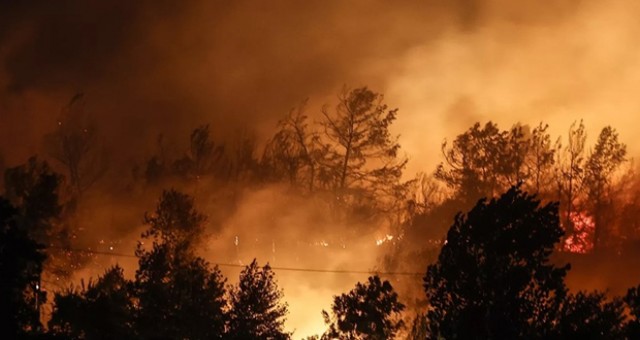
[47,245,423,277]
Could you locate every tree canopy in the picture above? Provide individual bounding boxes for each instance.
[322,275,405,339]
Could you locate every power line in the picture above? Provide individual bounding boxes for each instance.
[47,245,423,277]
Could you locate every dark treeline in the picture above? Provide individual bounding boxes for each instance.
[3,87,640,338]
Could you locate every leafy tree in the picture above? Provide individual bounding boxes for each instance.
[142,189,207,247]
[423,186,570,339]
[319,87,407,205]
[48,266,135,339]
[436,122,512,203]
[0,197,46,336]
[322,275,405,339]
[3,157,63,244]
[3,157,92,281]
[584,126,627,250]
[552,291,625,339]
[228,259,290,340]
[134,189,227,339]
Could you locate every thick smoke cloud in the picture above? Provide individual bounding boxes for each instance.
[0,0,448,166]
[3,1,639,175]
[0,0,508,167]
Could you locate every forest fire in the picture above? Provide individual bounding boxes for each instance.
[3,1,640,339]
[563,211,596,254]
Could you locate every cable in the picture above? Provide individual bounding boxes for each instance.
[46,245,424,277]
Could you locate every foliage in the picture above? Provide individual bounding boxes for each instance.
[584,126,627,250]
[134,189,227,339]
[322,275,405,339]
[552,291,625,339]
[3,157,63,244]
[625,285,640,339]
[320,87,407,198]
[141,189,206,248]
[228,259,290,340]
[134,243,228,339]
[423,186,570,338]
[48,266,135,339]
[0,197,46,336]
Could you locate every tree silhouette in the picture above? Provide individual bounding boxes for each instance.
[228,259,290,340]
[171,124,229,181]
[0,197,46,336]
[141,189,206,247]
[554,120,587,245]
[262,101,319,190]
[584,126,627,251]
[48,265,135,339]
[423,186,570,338]
[322,275,405,339]
[134,189,227,339]
[552,291,625,339]
[527,122,556,194]
[45,94,108,196]
[3,157,63,244]
[625,285,640,338]
[319,87,407,208]
[436,122,522,203]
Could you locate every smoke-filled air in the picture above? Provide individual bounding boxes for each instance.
[3,1,640,339]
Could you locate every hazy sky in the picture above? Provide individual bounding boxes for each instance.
[2,0,640,174]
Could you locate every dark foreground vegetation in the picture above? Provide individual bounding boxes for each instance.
[3,87,640,338]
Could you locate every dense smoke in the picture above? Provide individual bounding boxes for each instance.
[5,1,640,170]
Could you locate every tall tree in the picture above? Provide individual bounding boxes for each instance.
[134,189,227,339]
[423,186,569,338]
[322,275,405,339]
[555,120,587,244]
[527,122,556,194]
[228,259,290,340]
[584,126,627,251]
[0,197,46,336]
[320,87,407,206]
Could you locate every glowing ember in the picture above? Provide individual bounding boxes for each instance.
[563,211,595,253]
[375,234,394,246]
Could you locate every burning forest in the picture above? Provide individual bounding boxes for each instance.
[3,1,640,339]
